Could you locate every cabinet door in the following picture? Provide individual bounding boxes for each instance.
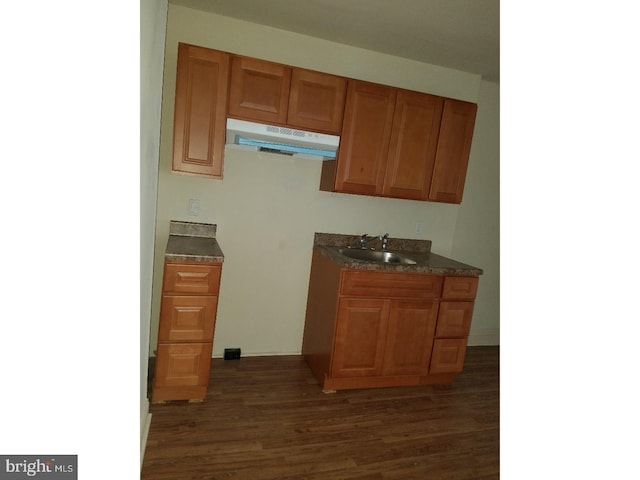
[382,300,439,376]
[172,43,230,177]
[154,343,213,387]
[382,90,444,200]
[429,99,477,203]
[287,69,347,134]
[430,338,468,373]
[158,295,218,342]
[228,56,291,124]
[435,301,474,338]
[334,80,396,195]
[332,298,390,377]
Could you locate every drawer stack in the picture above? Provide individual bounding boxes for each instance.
[152,261,222,402]
[430,276,479,374]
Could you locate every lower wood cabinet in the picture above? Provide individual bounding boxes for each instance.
[152,261,222,402]
[302,250,479,391]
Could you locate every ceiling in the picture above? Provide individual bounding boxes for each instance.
[169,0,500,83]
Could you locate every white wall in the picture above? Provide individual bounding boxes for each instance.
[149,5,499,357]
[451,80,500,344]
[140,0,167,462]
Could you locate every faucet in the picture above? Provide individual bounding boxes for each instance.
[357,233,390,250]
[380,233,389,250]
[359,233,374,248]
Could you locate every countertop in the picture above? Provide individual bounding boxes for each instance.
[164,220,224,263]
[313,233,482,276]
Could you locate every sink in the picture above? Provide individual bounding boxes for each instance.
[338,248,417,265]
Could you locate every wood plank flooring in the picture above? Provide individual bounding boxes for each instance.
[142,346,499,479]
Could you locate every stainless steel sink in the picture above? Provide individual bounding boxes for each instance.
[338,248,417,265]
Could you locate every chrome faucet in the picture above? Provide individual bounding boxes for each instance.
[381,233,389,250]
[357,233,390,250]
[359,233,374,248]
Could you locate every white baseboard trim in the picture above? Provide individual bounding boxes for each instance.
[140,399,152,470]
[212,351,302,358]
[468,331,500,346]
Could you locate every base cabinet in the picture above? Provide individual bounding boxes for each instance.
[302,250,479,391]
[152,261,222,402]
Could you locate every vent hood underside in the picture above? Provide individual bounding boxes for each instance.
[226,118,339,160]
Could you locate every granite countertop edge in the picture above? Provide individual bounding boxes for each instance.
[314,233,482,275]
[164,221,224,263]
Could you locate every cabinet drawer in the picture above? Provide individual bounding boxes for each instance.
[154,342,213,387]
[341,271,443,299]
[435,301,474,338]
[158,295,218,342]
[442,276,478,300]
[429,338,467,374]
[163,263,221,294]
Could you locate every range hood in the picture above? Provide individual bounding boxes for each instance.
[226,118,339,160]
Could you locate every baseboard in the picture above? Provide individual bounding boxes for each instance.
[468,330,500,346]
[212,351,302,358]
[140,399,152,470]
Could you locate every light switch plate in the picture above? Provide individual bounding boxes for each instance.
[188,198,200,216]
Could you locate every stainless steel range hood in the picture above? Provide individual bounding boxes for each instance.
[225,118,339,160]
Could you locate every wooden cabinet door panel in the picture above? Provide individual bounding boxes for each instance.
[335,80,396,195]
[332,298,390,377]
[288,69,347,133]
[172,43,230,177]
[429,99,477,203]
[228,56,291,124]
[430,338,468,374]
[436,301,474,338]
[158,295,218,342]
[383,90,444,200]
[154,343,213,387]
[163,263,222,295]
[382,300,438,376]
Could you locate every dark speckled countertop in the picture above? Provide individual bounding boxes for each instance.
[314,233,482,276]
[164,220,224,263]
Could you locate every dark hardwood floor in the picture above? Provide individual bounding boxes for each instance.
[142,346,499,479]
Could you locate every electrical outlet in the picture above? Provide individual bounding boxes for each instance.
[224,348,241,360]
[188,198,200,216]
[415,222,424,234]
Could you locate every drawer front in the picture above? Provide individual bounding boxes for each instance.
[442,276,479,300]
[163,263,221,294]
[429,338,468,374]
[158,295,218,342]
[435,301,474,338]
[154,342,213,387]
[341,270,443,299]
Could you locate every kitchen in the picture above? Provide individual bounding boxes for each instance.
[141,0,499,476]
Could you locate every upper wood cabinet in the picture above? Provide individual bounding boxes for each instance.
[288,69,347,133]
[228,56,346,134]
[429,99,477,203]
[382,90,444,200]
[172,43,230,177]
[228,56,291,124]
[322,80,477,203]
[169,43,476,197]
[332,80,396,195]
